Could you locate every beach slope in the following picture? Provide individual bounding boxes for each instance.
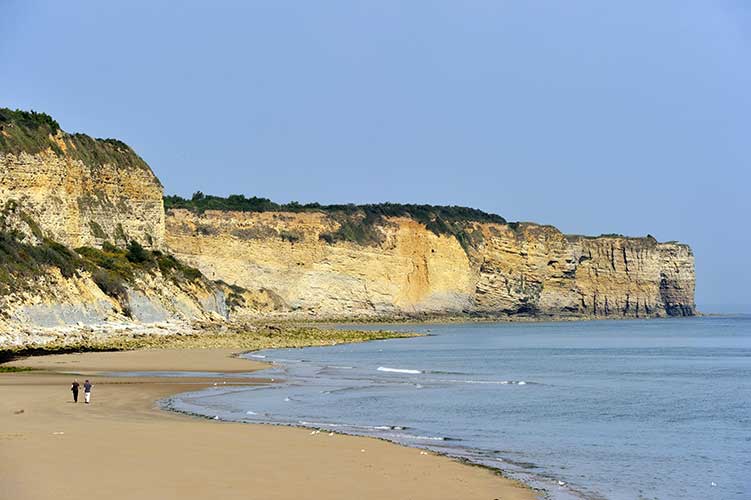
[1,349,536,500]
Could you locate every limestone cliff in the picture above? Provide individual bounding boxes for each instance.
[165,209,696,319]
[0,109,164,249]
[0,201,234,338]
[0,110,242,338]
[0,108,696,337]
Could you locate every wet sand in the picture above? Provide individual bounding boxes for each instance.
[0,349,537,500]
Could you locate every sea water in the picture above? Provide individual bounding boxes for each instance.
[165,316,751,500]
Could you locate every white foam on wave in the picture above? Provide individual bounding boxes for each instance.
[300,420,345,428]
[248,354,266,359]
[433,378,533,385]
[384,433,446,441]
[299,421,407,432]
[377,366,422,374]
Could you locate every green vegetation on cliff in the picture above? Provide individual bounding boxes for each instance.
[0,231,84,294]
[74,241,204,301]
[0,233,203,297]
[165,192,506,224]
[165,192,505,248]
[0,108,152,172]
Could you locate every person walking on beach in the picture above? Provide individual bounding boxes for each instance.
[83,379,92,404]
[71,379,80,403]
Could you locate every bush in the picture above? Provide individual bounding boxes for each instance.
[0,108,59,132]
[92,269,127,300]
[280,230,301,243]
[126,240,149,263]
[153,251,202,282]
[76,245,134,278]
[0,231,88,295]
[318,233,335,244]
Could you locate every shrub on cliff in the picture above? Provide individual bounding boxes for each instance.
[91,269,127,301]
[76,244,203,284]
[0,232,85,293]
[126,240,149,263]
[152,250,203,282]
[0,109,59,133]
[164,193,505,249]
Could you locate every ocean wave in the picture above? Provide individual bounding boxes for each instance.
[427,378,533,385]
[299,421,408,432]
[382,433,452,441]
[377,366,422,374]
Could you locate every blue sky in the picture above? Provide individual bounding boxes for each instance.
[1,1,749,310]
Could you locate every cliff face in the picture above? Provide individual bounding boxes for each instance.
[0,108,696,337]
[0,111,164,249]
[0,201,233,340]
[0,110,235,339]
[165,210,696,319]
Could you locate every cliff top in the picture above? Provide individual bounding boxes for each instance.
[164,193,687,249]
[164,192,507,224]
[0,108,155,176]
[165,193,509,249]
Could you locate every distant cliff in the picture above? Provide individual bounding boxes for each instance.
[0,108,696,339]
[165,207,695,319]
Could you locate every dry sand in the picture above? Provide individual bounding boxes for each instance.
[0,349,537,500]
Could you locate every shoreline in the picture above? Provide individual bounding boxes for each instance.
[1,313,704,361]
[163,347,576,500]
[1,348,538,500]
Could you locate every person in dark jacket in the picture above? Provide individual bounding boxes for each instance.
[83,380,92,404]
[71,379,80,403]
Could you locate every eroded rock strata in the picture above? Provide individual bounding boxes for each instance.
[0,108,695,338]
[0,142,163,250]
[165,210,695,319]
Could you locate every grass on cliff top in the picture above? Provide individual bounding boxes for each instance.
[165,192,504,249]
[0,326,417,363]
[0,108,153,172]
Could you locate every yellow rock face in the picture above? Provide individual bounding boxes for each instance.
[166,210,696,319]
[0,150,164,249]
[0,142,696,324]
[166,210,476,317]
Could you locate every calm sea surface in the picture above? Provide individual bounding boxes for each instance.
[165,316,751,500]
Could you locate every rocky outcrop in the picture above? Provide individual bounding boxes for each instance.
[0,150,164,249]
[0,202,232,335]
[0,110,225,338]
[0,110,164,249]
[166,210,696,319]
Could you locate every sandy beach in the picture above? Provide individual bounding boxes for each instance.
[0,349,536,500]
